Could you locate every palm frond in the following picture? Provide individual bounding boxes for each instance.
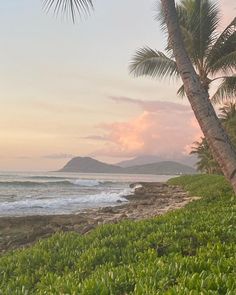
[154,1,167,33]
[155,0,220,64]
[130,47,179,80]
[219,102,236,121]
[211,76,236,104]
[209,51,236,74]
[177,84,186,98]
[177,0,220,61]
[206,17,236,73]
[43,0,93,22]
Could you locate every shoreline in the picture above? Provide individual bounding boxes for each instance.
[0,182,200,254]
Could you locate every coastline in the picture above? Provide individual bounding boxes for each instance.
[0,182,200,254]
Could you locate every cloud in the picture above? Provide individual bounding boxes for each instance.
[42,153,75,159]
[109,96,191,113]
[82,135,109,141]
[15,156,32,159]
[0,156,32,160]
[90,97,202,158]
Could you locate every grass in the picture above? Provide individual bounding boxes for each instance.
[0,174,235,294]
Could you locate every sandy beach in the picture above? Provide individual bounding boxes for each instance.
[0,182,200,254]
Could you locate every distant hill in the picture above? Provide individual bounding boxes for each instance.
[59,157,196,175]
[117,155,163,167]
[124,161,196,175]
[117,155,197,168]
[58,157,123,173]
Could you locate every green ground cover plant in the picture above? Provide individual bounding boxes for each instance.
[0,175,235,294]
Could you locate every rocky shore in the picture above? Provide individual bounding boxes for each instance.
[0,182,200,254]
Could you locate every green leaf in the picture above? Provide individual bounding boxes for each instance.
[211,76,236,104]
[207,17,236,74]
[130,47,179,80]
[177,84,186,98]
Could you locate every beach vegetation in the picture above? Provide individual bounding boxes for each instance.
[0,174,235,294]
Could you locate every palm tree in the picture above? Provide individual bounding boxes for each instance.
[219,103,236,146]
[159,0,236,193]
[191,138,221,174]
[44,0,236,193]
[191,103,236,174]
[130,0,236,104]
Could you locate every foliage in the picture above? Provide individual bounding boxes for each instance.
[43,0,93,22]
[219,103,236,146]
[191,103,236,174]
[191,138,222,174]
[130,0,236,103]
[0,175,235,294]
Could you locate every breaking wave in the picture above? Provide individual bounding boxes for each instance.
[0,179,113,187]
[0,188,131,216]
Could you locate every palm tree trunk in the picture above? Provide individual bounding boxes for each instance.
[161,0,236,194]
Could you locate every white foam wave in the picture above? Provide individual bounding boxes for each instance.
[70,179,114,187]
[71,179,101,187]
[0,188,132,216]
[132,184,143,190]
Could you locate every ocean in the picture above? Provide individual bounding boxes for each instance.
[0,172,174,217]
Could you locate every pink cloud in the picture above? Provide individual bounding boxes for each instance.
[184,117,203,154]
[90,97,202,158]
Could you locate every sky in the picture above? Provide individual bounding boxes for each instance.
[0,0,235,171]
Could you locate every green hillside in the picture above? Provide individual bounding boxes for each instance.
[0,175,235,294]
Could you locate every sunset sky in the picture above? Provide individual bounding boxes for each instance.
[0,0,235,171]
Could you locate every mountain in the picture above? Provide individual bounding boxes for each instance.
[124,161,196,175]
[117,155,163,167]
[59,157,196,175]
[117,155,197,168]
[58,157,123,173]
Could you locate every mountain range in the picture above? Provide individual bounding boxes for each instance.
[59,156,197,175]
[116,154,197,168]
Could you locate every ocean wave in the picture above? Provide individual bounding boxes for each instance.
[0,188,131,216]
[0,180,72,187]
[0,179,114,187]
[28,176,66,180]
[71,179,107,187]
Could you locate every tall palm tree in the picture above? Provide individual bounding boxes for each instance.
[159,0,236,193]
[130,0,236,104]
[44,0,236,193]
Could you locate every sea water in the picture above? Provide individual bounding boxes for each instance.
[0,172,174,217]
